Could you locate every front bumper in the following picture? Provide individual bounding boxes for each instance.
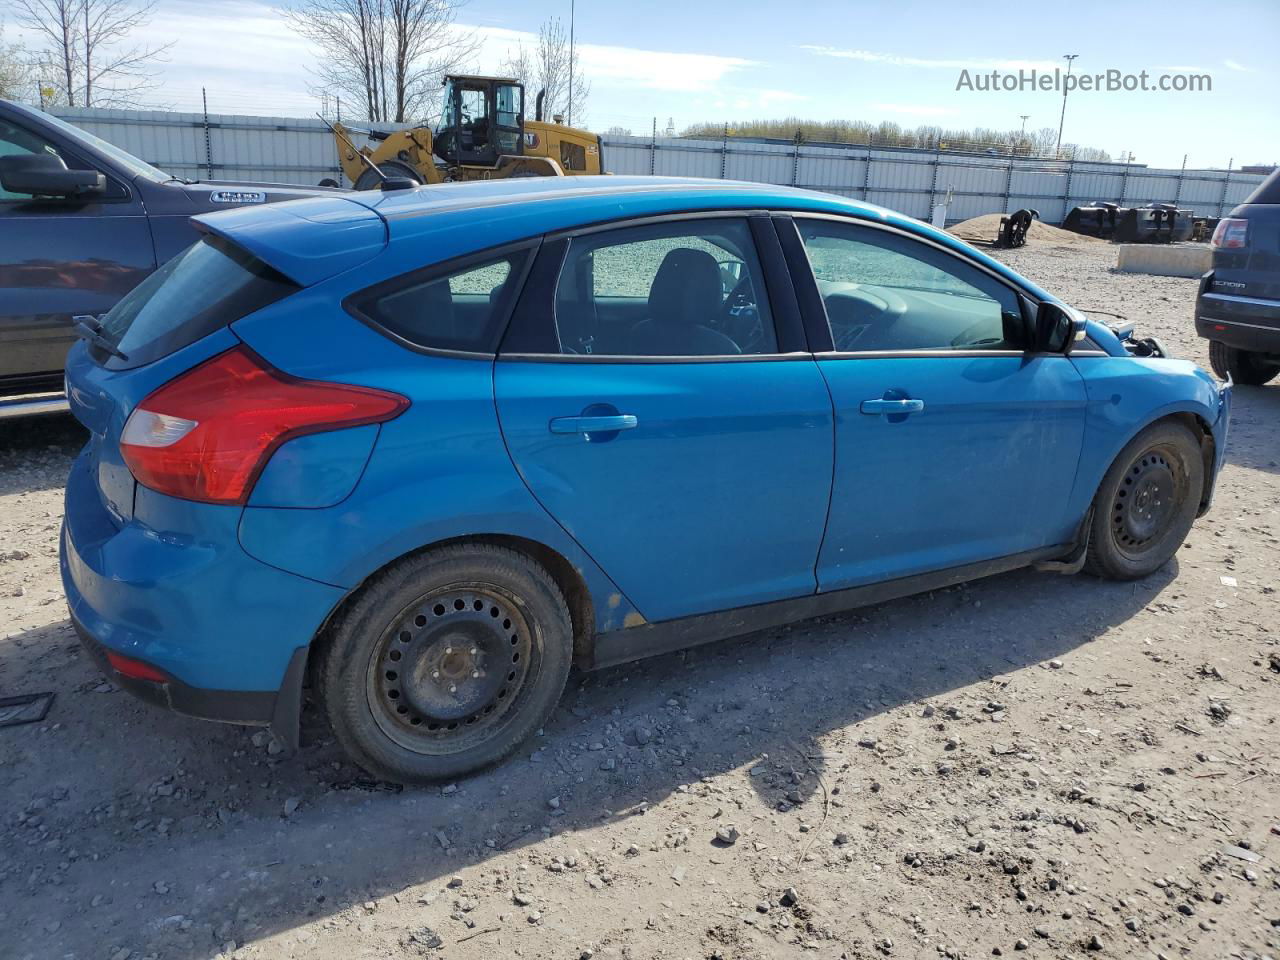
[60,448,344,739]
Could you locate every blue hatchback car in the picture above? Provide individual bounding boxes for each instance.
[61,176,1231,783]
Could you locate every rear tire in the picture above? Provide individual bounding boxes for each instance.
[1083,421,1204,580]
[1208,340,1280,385]
[317,544,572,784]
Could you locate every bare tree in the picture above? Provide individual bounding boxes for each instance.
[501,16,588,125]
[281,0,478,124]
[14,0,171,108]
[0,23,35,100]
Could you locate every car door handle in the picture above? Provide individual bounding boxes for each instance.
[548,414,639,435]
[859,398,925,415]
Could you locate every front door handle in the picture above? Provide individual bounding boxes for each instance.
[859,398,925,415]
[549,414,638,434]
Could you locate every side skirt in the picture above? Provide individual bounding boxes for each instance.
[583,545,1071,672]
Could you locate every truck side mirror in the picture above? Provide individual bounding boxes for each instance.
[0,153,105,199]
[1034,302,1087,354]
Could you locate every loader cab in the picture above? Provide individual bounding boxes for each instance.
[434,75,524,168]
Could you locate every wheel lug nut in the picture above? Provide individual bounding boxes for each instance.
[470,647,477,655]
[431,670,440,680]
[449,684,457,693]
[444,646,452,655]
[471,670,479,678]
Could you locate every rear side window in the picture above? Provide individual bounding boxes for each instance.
[1242,168,1280,205]
[100,235,297,369]
[352,249,532,354]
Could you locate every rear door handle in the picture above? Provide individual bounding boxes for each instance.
[549,414,638,434]
[859,398,925,415]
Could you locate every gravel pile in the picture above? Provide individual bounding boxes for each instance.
[949,213,1105,249]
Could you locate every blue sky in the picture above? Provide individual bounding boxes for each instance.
[11,0,1277,170]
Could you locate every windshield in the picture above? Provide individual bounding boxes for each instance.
[34,109,172,183]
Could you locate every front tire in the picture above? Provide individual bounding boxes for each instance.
[317,544,572,784]
[1208,340,1280,386]
[1084,421,1204,580]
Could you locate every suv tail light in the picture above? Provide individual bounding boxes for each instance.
[1211,218,1248,249]
[121,346,407,505]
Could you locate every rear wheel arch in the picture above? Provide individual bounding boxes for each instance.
[312,533,596,680]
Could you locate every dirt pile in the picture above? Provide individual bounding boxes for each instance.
[949,213,1104,248]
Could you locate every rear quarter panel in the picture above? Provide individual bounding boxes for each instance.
[230,290,643,633]
[1066,356,1223,521]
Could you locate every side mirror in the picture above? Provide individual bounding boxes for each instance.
[1034,301,1087,354]
[0,153,105,198]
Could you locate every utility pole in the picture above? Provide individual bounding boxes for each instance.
[1055,54,1078,158]
[567,0,576,128]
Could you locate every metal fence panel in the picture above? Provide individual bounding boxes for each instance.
[44,105,1267,223]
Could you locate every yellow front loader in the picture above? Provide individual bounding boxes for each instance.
[329,75,602,190]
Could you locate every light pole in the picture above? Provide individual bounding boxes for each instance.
[567,0,576,128]
[1055,54,1078,157]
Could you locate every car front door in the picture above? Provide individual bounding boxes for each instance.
[779,215,1088,592]
[0,112,154,389]
[494,215,834,623]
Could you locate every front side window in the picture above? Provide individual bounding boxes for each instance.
[797,220,1026,352]
[551,219,776,357]
[355,251,530,354]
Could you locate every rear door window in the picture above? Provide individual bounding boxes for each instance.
[99,234,298,368]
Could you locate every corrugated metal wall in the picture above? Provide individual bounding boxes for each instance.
[49,106,1265,223]
[604,135,1265,223]
[51,106,344,185]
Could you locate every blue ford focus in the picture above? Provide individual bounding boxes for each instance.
[60,177,1231,783]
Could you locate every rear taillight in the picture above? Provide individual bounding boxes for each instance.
[1211,218,1248,249]
[120,345,407,505]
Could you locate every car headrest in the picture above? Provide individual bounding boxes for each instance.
[647,248,722,327]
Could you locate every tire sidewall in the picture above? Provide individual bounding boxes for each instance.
[320,547,571,784]
[1087,421,1205,579]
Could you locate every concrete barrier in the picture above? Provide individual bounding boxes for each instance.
[1115,244,1212,279]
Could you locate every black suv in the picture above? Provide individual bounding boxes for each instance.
[1196,168,1280,385]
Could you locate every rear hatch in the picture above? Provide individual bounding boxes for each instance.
[66,196,386,524]
[1209,169,1280,301]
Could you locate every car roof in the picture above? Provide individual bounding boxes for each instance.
[337,176,1048,299]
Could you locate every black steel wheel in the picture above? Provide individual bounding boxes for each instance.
[1084,420,1204,580]
[317,544,572,783]
[367,587,535,755]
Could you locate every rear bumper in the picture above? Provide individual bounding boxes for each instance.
[60,448,345,738]
[71,609,278,724]
[1195,291,1280,355]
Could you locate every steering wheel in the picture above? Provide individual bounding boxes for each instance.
[718,276,764,350]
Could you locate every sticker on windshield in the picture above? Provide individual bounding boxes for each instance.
[210,191,267,204]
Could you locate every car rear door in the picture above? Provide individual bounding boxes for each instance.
[494,215,834,623]
[0,110,154,390]
[777,214,1088,592]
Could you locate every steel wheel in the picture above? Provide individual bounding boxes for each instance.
[1109,447,1184,559]
[1084,420,1204,580]
[367,586,537,755]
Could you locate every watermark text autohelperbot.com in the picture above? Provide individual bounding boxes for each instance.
[956,68,1211,94]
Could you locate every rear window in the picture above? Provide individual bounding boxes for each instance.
[349,248,532,355]
[1243,168,1280,205]
[98,235,298,369]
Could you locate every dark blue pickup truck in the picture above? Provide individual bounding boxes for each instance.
[0,98,342,417]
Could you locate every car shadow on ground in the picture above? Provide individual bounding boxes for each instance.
[1222,384,1280,477]
[0,414,84,496]
[1,556,1174,959]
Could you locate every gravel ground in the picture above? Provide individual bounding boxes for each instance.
[1,239,1278,960]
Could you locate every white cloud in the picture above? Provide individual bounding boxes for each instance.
[474,26,754,93]
[802,45,1058,72]
[1223,59,1252,73]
